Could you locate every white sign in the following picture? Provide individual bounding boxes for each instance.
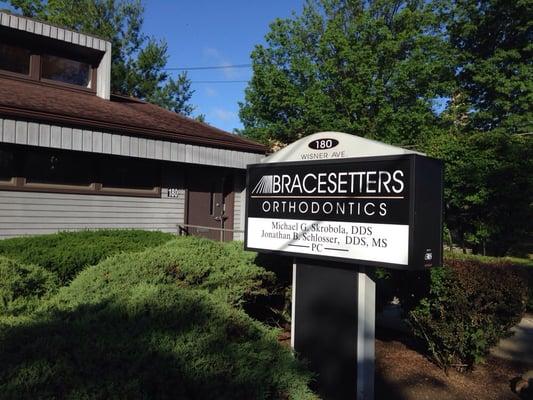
[247,218,409,264]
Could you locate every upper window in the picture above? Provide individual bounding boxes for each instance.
[0,35,97,91]
[0,42,30,75]
[41,54,92,88]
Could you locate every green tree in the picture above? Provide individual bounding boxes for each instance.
[426,131,532,256]
[239,0,455,147]
[6,0,195,115]
[439,0,532,135]
[427,0,533,255]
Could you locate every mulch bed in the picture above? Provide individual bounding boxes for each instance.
[375,328,530,400]
[278,327,530,399]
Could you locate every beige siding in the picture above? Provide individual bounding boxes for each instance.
[1,118,264,170]
[0,189,185,239]
[0,11,109,51]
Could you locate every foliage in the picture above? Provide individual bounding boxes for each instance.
[0,257,57,317]
[408,256,528,371]
[0,234,316,399]
[439,0,533,135]
[0,229,174,284]
[0,286,316,399]
[424,131,532,255]
[48,236,276,310]
[239,0,455,147]
[5,0,196,115]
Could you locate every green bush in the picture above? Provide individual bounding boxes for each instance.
[0,230,174,284]
[0,285,316,399]
[0,236,316,399]
[45,236,276,311]
[0,257,58,317]
[408,256,528,371]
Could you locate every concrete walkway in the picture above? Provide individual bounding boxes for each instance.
[491,313,533,366]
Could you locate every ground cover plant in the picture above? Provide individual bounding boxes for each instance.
[0,233,317,399]
[0,230,175,284]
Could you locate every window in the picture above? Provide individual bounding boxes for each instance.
[0,145,161,197]
[0,42,30,75]
[100,157,160,190]
[41,54,92,88]
[23,149,93,186]
[0,36,97,91]
[0,147,17,181]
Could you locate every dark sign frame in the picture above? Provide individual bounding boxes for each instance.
[244,154,443,270]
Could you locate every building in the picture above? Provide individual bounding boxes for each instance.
[0,11,265,240]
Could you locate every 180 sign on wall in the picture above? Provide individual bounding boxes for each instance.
[245,154,443,270]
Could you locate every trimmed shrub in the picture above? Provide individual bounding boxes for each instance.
[0,236,316,399]
[0,285,317,399]
[0,230,174,284]
[409,256,528,371]
[0,257,58,317]
[45,236,276,311]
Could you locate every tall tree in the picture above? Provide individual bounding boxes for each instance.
[440,0,532,134]
[239,0,455,147]
[426,0,533,255]
[6,0,195,115]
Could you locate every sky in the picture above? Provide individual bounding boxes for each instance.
[142,1,304,133]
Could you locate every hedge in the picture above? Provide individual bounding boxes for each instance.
[408,255,528,371]
[0,285,316,399]
[43,236,276,311]
[0,235,317,399]
[0,230,175,284]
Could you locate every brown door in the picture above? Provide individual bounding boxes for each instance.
[186,167,234,241]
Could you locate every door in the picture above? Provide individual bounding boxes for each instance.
[186,167,234,241]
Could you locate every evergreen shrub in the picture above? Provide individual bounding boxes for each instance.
[0,230,174,284]
[0,256,58,317]
[0,236,316,399]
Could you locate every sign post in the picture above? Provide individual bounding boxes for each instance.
[244,132,443,399]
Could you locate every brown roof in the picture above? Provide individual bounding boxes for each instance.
[0,77,265,153]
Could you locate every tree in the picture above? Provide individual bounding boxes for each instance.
[426,0,533,255]
[6,0,195,116]
[425,131,532,256]
[239,0,456,147]
[439,0,532,135]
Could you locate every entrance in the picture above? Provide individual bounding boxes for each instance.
[186,166,234,241]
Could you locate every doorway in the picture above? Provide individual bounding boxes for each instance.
[186,166,234,241]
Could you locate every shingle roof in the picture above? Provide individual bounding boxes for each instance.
[0,77,266,153]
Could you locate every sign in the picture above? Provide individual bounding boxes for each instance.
[168,188,180,198]
[245,154,443,270]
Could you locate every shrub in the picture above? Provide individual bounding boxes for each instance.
[0,230,174,284]
[0,257,58,317]
[45,236,276,313]
[0,284,317,400]
[0,236,316,399]
[409,255,528,371]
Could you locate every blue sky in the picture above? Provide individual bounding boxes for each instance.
[143,1,304,132]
